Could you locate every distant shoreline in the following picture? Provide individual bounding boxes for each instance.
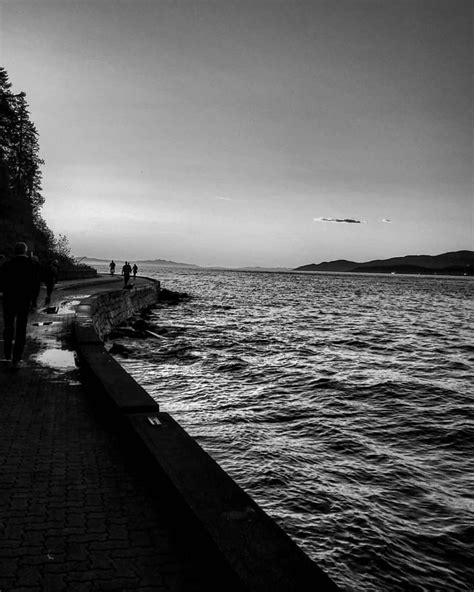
[83,250,473,276]
[84,260,473,279]
[294,250,473,276]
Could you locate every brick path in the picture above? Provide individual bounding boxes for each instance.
[0,278,229,591]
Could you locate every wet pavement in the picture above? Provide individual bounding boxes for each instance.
[0,276,225,591]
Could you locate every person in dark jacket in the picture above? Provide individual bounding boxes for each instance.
[42,259,58,305]
[30,255,41,310]
[122,261,132,287]
[0,242,38,368]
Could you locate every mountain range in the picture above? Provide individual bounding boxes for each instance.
[294,250,474,275]
[83,257,198,268]
[83,251,474,275]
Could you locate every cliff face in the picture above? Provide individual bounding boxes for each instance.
[294,251,474,274]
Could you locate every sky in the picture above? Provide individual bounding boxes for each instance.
[0,0,472,267]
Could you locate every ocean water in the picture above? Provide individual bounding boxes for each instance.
[102,265,473,591]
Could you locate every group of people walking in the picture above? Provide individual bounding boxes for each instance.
[0,241,58,369]
[109,260,138,286]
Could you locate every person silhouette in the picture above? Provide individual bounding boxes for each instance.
[122,261,132,286]
[109,260,116,275]
[29,254,41,310]
[0,241,38,368]
[132,263,138,280]
[42,259,58,305]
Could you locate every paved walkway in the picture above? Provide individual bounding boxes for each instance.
[0,276,228,591]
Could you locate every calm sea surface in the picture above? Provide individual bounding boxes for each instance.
[100,264,473,591]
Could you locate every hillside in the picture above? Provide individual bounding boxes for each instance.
[300,259,357,272]
[295,251,474,275]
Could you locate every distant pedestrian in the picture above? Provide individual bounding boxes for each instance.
[132,263,138,280]
[109,260,116,275]
[42,259,59,305]
[122,261,132,286]
[0,241,38,368]
[29,254,41,311]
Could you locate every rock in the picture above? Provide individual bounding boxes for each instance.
[158,288,189,304]
[108,343,131,356]
[132,318,149,331]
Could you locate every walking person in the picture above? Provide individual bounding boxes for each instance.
[0,241,39,369]
[109,260,116,275]
[42,259,59,305]
[122,261,132,287]
[29,254,41,311]
[132,263,138,280]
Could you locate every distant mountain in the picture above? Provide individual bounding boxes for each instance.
[298,259,358,272]
[135,259,199,268]
[81,257,110,263]
[234,266,292,272]
[294,250,474,275]
[83,257,199,268]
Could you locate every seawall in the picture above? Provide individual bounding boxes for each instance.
[73,280,340,591]
[76,281,160,340]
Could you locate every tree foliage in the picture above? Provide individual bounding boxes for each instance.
[0,66,60,260]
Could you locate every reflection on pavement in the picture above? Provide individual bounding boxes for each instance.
[55,296,90,315]
[32,348,77,371]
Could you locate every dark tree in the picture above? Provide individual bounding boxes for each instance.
[0,67,53,259]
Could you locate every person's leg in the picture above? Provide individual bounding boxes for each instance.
[12,307,29,363]
[2,303,14,360]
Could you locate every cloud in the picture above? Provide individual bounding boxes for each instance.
[382,218,392,223]
[313,217,363,224]
[215,196,233,201]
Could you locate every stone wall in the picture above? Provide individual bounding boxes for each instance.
[75,282,160,340]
